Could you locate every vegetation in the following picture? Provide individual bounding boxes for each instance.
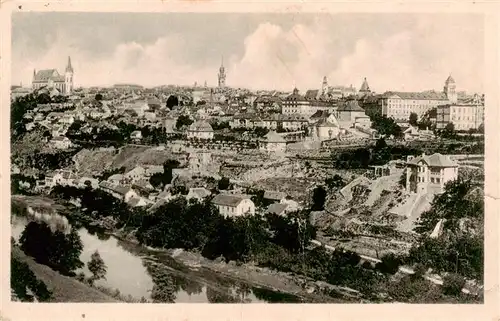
[409,179,483,280]
[218,177,231,190]
[11,256,53,302]
[175,115,193,129]
[370,115,403,138]
[332,138,421,169]
[409,112,418,127]
[311,186,327,211]
[19,221,84,276]
[148,159,180,189]
[87,250,107,285]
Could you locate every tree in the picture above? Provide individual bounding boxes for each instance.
[218,177,231,190]
[409,112,418,126]
[443,122,455,138]
[20,222,84,275]
[375,252,403,274]
[166,95,179,109]
[325,174,345,190]
[175,115,193,129]
[87,250,107,284]
[311,186,327,211]
[95,93,103,101]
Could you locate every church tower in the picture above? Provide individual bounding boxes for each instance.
[444,74,457,104]
[322,76,328,96]
[359,77,371,94]
[218,56,226,88]
[65,56,74,95]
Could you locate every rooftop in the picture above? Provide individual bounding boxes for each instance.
[211,194,249,207]
[408,153,458,168]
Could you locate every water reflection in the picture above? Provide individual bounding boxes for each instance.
[11,213,302,303]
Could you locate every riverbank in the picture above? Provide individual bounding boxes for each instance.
[110,231,362,303]
[13,194,364,303]
[11,246,120,303]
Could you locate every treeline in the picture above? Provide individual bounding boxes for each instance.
[332,138,421,169]
[67,121,178,148]
[24,149,79,172]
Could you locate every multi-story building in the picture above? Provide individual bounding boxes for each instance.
[282,88,336,116]
[187,120,214,140]
[32,56,74,95]
[230,113,308,131]
[405,153,458,194]
[380,75,457,121]
[436,94,484,131]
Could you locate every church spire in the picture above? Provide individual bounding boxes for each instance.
[66,56,74,73]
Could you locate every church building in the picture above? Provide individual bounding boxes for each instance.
[32,56,74,95]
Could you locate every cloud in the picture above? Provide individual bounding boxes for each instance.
[12,15,484,94]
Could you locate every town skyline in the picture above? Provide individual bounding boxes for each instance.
[13,12,484,93]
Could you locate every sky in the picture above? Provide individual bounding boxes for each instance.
[12,12,485,93]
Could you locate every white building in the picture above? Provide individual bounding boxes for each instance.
[314,117,340,141]
[211,194,255,217]
[380,76,457,121]
[405,153,459,194]
[436,95,484,131]
[187,120,214,140]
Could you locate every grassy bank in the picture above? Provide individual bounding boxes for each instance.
[11,246,120,303]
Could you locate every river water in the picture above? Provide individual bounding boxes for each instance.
[11,214,303,303]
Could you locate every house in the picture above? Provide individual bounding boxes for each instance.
[405,153,459,194]
[313,117,340,141]
[211,194,255,217]
[187,120,214,140]
[263,190,287,203]
[45,170,77,188]
[186,187,211,202]
[99,181,138,202]
[50,136,72,149]
[259,131,287,153]
[266,203,290,216]
[336,99,368,127]
[123,166,146,183]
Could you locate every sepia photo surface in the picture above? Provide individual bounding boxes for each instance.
[1,2,499,321]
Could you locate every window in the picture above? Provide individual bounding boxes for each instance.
[436,178,441,183]
[431,177,435,183]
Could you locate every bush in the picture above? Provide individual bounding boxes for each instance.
[442,273,466,296]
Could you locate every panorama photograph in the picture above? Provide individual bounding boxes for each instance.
[10,12,485,303]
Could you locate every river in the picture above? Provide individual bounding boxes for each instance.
[11,214,303,303]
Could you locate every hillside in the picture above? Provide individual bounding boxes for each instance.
[12,247,120,303]
[72,145,181,176]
